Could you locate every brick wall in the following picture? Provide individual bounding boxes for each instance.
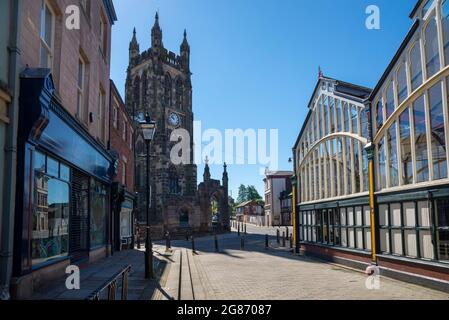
[20,0,112,147]
[110,81,134,192]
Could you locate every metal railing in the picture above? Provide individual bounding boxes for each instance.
[86,265,132,300]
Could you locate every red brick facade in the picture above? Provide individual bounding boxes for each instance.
[109,80,134,192]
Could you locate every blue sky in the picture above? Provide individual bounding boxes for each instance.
[110,0,417,199]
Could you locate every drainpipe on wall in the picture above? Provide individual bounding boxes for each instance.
[0,0,21,300]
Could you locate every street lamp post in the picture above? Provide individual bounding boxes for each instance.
[139,113,157,279]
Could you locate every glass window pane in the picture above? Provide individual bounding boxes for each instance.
[351,105,358,134]
[329,98,335,133]
[44,4,52,47]
[410,42,423,91]
[324,96,329,135]
[386,81,395,119]
[397,64,408,105]
[47,157,59,177]
[443,0,449,66]
[376,99,383,131]
[399,108,413,184]
[422,0,435,16]
[346,137,352,194]
[388,122,399,187]
[429,82,447,180]
[34,151,46,172]
[32,174,69,265]
[413,95,429,182]
[336,99,342,132]
[60,164,70,182]
[353,140,360,193]
[425,18,440,78]
[378,138,387,189]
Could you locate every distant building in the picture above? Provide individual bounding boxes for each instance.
[109,80,135,251]
[279,191,293,226]
[264,171,293,226]
[236,200,264,225]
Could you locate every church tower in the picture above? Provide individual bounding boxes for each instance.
[125,13,197,233]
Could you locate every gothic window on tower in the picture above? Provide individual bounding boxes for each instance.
[169,166,181,195]
[176,77,183,110]
[164,74,172,107]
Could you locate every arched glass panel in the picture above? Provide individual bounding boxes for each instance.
[346,137,352,194]
[428,82,447,180]
[344,102,350,132]
[336,99,342,132]
[442,0,449,65]
[324,96,329,135]
[387,122,399,187]
[410,42,423,91]
[351,105,358,134]
[397,63,408,105]
[424,18,440,78]
[413,95,429,183]
[378,138,387,190]
[386,81,395,119]
[353,140,360,193]
[376,100,384,131]
[399,108,413,185]
[330,98,335,133]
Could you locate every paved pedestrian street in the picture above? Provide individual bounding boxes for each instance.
[154,224,449,300]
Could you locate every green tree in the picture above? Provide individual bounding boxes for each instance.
[237,184,248,204]
[246,185,262,201]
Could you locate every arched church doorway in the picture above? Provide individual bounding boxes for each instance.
[179,208,189,229]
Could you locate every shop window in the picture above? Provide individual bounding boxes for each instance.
[31,151,70,266]
[442,0,449,65]
[399,108,413,185]
[413,95,429,183]
[90,179,108,248]
[347,208,355,248]
[410,42,423,91]
[387,122,399,187]
[428,82,447,180]
[120,204,132,238]
[424,18,440,78]
[397,63,408,105]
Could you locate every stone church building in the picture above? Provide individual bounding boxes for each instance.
[125,13,230,237]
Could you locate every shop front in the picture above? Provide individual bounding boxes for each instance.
[11,69,115,298]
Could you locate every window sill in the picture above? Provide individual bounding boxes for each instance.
[31,255,70,272]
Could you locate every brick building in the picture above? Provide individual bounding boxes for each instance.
[264,170,293,226]
[109,80,135,250]
[9,0,117,299]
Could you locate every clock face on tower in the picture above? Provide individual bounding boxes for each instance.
[168,112,180,127]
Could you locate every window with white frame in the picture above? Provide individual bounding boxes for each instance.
[77,57,86,122]
[39,0,55,69]
[99,14,108,57]
[424,17,440,78]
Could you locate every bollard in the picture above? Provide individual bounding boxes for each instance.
[191,236,196,253]
[282,232,286,247]
[238,223,240,236]
[276,229,280,244]
[244,224,247,234]
[240,237,245,250]
[286,227,289,240]
[137,234,141,249]
[165,232,171,251]
[290,234,293,249]
[265,234,269,249]
[214,234,219,252]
